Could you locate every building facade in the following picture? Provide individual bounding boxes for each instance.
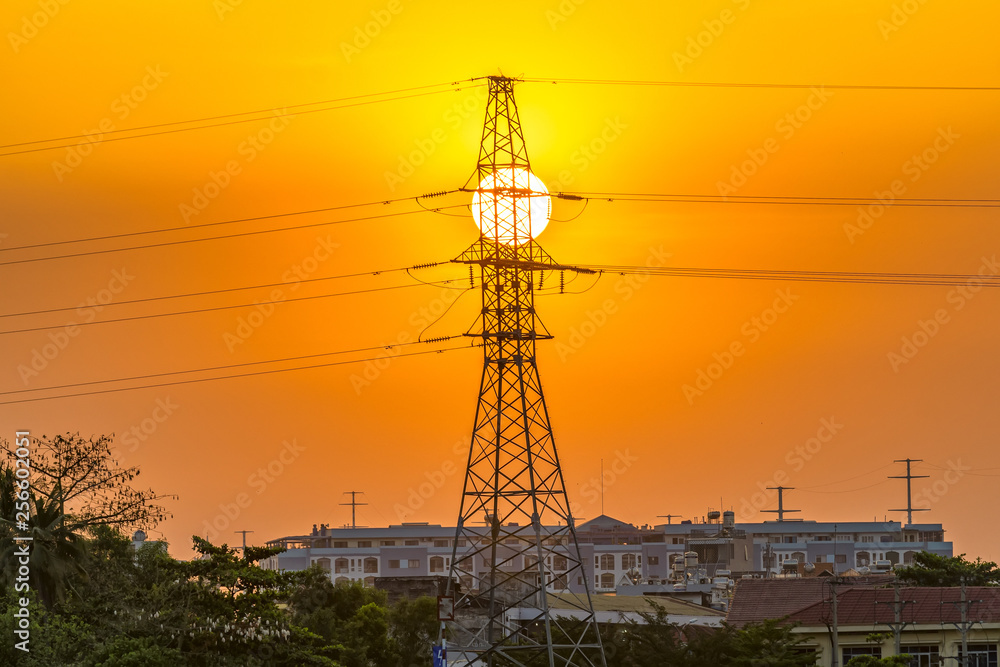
[262,513,952,596]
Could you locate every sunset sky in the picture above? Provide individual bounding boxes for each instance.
[2,1,999,561]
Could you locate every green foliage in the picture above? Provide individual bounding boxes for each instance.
[0,466,89,608]
[289,574,439,667]
[895,551,1000,586]
[602,601,819,667]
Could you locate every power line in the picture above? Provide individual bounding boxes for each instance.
[573,264,1000,287]
[0,279,466,336]
[0,342,479,405]
[0,204,470,267]
[0,82,486,157]
[0,192,458,254]
[0,80,471,151]
[523,77,1000,91]
[0,336,466,397]
[559,191,1000,208]
[0,263,440,319]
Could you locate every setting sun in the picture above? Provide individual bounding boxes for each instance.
[471,167,551,244]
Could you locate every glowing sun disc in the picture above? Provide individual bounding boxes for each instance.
[471,168,551,245]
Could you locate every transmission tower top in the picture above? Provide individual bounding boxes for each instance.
[761,486,802,522]
[889,458,929,526]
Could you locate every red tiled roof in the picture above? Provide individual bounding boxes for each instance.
[727,576,895,626]
[788,586,1000,626]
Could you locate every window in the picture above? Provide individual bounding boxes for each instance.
[357,541,372,548]
[836,554,847,564]
[672,537,684,544]
[334,558,349,574]
[899,645,940,667]
[553,555,568,570]
[316,557,331,572]
[843,647,880,663]
[648,556,660,566]
[389,560,401,569]
[430,556,445,573]
[599,554,615,570]
[381,540,395,547]
[599,573,614,589]
[434,540,449,548]
[456,539,467,547]
[363,576,376,586]
[364,557,378,573]
[857,551,871,567]
[964,644,998,667]
[622,554,637,570]
[333,541,348,549]
[791,552,805,563]
[782,536,797,544]
[404,540,419,546]
[861,535,875,543]
[880,535,892,543]
[408,559,420,569]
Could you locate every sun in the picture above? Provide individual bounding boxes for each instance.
[471,167,551,245]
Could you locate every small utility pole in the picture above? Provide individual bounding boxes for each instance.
[877,580,913,655]
[888,459,929,526]
[948,578,981,667]
[340,491,367,529]
[761,486,800,522]
[830,577,840,667]
[234,530,253,553]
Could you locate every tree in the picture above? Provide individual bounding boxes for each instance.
[0,466,89,608]
[729,618,819,666]
[606,600,818,667]
[0,433,175,534]
[895,552,1000,586]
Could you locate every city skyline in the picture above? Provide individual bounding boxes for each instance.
[2,0,999,569]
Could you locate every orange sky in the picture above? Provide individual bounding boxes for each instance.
[2,1,999,560]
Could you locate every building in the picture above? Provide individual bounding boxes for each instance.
[262,512,952,600]
[729,577,1000,666]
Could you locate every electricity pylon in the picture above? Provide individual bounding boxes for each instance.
[441,76,606,667]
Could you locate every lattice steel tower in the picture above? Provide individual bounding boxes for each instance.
[442,76,606,667]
